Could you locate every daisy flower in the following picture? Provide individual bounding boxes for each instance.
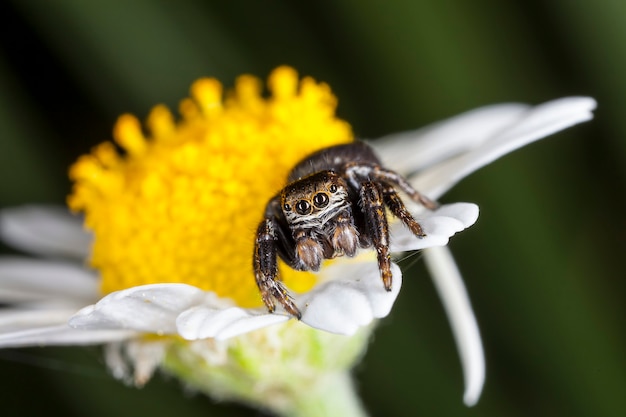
[0,66,595,416]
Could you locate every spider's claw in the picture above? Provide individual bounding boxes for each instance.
[258,278,302,319]
[273,281,302,319]
[282,299,302,320]
[407,219,427,238]
[382,269,393,291]
[260,289,276,314]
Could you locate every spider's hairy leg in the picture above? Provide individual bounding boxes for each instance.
[254,218,302,319]
[382,184,427,238]
[359,181,393,291]
[371,166,439,210]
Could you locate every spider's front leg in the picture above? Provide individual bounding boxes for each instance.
[382,184,427,238]
[363,164,439,210]
[347,163,438,238]
[359,181,394,291]
[254,217,302,319]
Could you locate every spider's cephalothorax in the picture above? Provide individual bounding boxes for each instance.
[254,141,438,318]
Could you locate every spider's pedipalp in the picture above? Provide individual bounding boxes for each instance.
[330,212,359,257]
[294,233,324,271]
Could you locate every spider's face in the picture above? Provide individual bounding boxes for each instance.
[280,171,350,230]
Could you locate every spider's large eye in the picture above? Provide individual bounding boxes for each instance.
[313,192,329,208]
[295,200,312,215]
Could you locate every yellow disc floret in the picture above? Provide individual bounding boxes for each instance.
[68,67,353,307]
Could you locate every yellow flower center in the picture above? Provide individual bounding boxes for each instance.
[68,67,353,307]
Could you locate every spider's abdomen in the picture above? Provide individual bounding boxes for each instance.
[287,141,380,181]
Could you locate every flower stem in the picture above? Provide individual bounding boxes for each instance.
[281,372,368,417]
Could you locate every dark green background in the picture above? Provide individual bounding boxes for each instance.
[0,1,624,416]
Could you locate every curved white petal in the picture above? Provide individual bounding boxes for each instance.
[423,246,485,407]
[0,308,78,332]
[373,103,531,175]
[177,305,289,341]
[178,259,403,339]
[298,261,402,335]
[0,256,98,304]
[0,205,91,259]
[177,259,403,339]
[390,202,478,252]
[412,97,597,198]
[0,325,136,348]
[69,283,206,334]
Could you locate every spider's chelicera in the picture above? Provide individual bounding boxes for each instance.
[254,141,437,318]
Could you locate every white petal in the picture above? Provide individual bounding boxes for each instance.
[298,261,402,335]
[0,307,127,349]
[0,256,98,304]
[373,103,531,174]
[177,305,289,341]
[411,97,597,198]
[389,203,479,252]
[0,324,135,348]
[0,205,91,259]
[0,308,78,332]
[423,246,485,407]
[69,284,206,334]
[181,259,405,339]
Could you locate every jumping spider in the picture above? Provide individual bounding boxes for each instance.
[254,141,438,319]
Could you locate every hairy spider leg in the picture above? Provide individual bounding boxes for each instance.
[254,216,302,319]
[359,181,394,291]
[345,161,438,291]
[346,163,439,210]
[382,184,427,237]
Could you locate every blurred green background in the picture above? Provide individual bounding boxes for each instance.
[0,1,624,416]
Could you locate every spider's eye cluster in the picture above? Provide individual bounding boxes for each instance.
[313,192,329,208]
[295,200,312,215]
[281,174,343,216]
